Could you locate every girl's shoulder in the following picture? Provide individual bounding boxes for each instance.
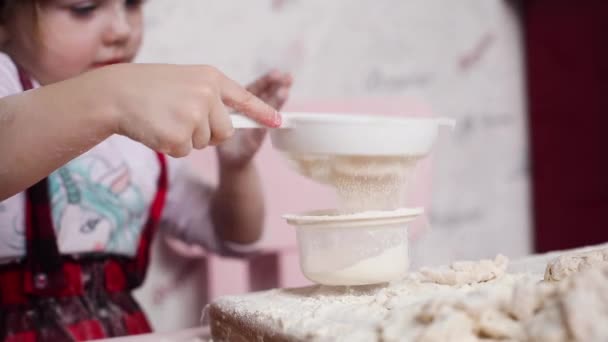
[0,52,23,97]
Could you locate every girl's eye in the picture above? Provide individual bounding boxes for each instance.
[69,3,98,18]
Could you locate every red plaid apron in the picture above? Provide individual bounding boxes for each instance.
[0,67,168,341]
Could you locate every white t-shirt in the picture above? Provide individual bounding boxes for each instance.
[0,52,251,263]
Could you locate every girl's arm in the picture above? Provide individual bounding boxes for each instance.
[210,161,265,244]
[0,63,279,200]
[0,77,115,199]
[158,162,265,257]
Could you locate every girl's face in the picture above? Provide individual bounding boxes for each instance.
[1,0,144,84]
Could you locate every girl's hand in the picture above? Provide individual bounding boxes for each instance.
[216,70,292,169]
[94,64,281,157]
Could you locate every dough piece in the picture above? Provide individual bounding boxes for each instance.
[524,300,569,342]
[544,248,608,281]
[411,265,608,342]
[477,308,523,340]
[207,246,608,342]
[412,286,524,341]
[509,279,552,321]
[558,266,608,341]
[419,254,509,286]
[415,310,477,342]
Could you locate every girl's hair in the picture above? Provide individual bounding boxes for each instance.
[0,0,37,24]
[0,0,17,22]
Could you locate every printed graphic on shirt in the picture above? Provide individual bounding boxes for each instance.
[49,155,147,255]
[0,203,25,253]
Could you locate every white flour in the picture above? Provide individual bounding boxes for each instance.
[210,246,608,341]
[287,154,421,212]
[330,155,420,212]
[306,244,409,286]
[209,254,518,342]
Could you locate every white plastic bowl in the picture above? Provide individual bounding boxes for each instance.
[272,113,453,156]
[232,112,454,156]
[283,208,422,286]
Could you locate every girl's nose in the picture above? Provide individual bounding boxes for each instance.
[102,5,131,46]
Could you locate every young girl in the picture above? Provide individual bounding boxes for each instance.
[0,0,292,340]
